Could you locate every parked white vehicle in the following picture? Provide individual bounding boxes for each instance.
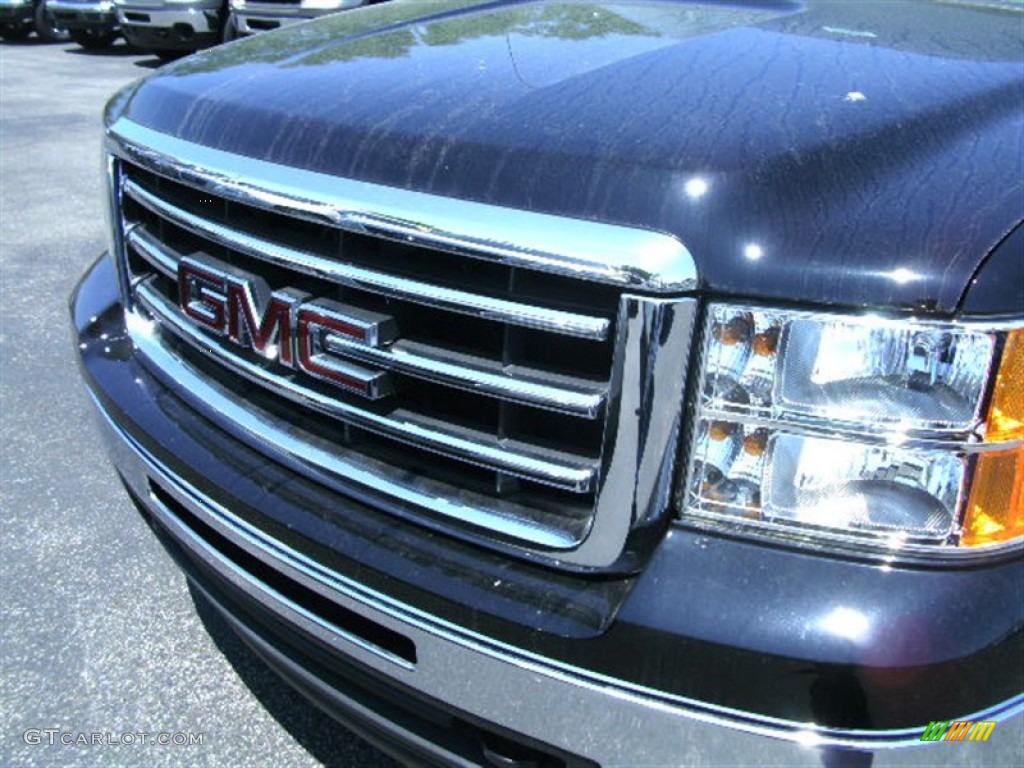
[114,0,225,58]
[226,0,372,39]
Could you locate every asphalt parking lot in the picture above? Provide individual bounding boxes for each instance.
[0,38,396,768]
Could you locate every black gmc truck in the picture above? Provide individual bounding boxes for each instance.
[71,1,1023,766]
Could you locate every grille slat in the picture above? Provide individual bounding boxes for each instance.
[123,179,611,341]
[127,226,177,277]
[324,337,606,418]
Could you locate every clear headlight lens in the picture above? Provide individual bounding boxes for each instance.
[701,306,995,433]
[681,305,1023,557]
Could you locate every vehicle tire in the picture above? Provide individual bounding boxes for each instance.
[33,1,70,43]
[222,16,239,42]
[70,28,118,49]
[0,23,33,40]
[216,3,230,43]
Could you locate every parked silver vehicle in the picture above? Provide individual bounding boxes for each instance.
[45,0,119,48]
[226,0,371,39]
[114,0,224,57]
[0,0,68,40]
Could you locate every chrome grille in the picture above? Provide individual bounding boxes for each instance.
[106,119,698,569]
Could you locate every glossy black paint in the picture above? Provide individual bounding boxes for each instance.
[961,222,1024,316]
[109,0,1023,315]
[73,256,1023,729]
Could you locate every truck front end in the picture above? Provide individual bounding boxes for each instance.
[115,0,222,54]
[72,1,1024,765]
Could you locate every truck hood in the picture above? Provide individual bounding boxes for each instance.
[112,0,1023,313]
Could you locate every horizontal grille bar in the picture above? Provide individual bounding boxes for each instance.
[124,179,611,341]
[127,225,176,277]
[324,336,605,419]
[135,280,599,493]
[127,226,607,418]
[109,119,696,294]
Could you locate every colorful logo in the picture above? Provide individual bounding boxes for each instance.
[920,720,997,742]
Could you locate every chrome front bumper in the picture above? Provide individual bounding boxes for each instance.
[47,0,115,15]
[46,0,117,28]
[116,6,217,32]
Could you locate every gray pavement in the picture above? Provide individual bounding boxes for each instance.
[1,37,396,768]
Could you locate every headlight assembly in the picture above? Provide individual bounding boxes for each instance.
[680,304,1023,560]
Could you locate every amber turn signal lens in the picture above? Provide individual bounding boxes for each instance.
[986,330,1024,441]
[961,448,1024,547]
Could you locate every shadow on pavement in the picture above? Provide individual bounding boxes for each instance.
[64,41,144,57]
[0,38,64,47]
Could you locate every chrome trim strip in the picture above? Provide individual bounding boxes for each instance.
[105,157,132,305]
[126,225,608,418]
[92,396,1024,757]
[123,180,611,341]
[323,336,607,419]
[953,313,1024,330]
[188,581,470,767]
[584,296,698,567]
[107,118,697,294]
[126,226,176,279]
[132,286,598,494]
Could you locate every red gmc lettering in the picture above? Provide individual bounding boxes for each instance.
[177,259,226,332]
[297,307,372,394]
[224,278,298,366]
[176,256,394,399]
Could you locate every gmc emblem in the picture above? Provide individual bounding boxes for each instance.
[176,254,396,400]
